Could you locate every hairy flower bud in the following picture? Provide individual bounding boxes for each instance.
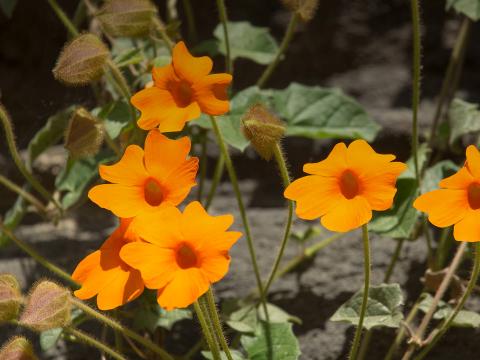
[0,274,22,323]
[241,104,285,161]
[97,0,158,38]
[53,33,109,86]
[0,337,38,360]
[281,0,319,22]
[65,107,105,158]
[19,281,71,332]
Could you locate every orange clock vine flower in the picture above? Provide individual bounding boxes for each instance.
[284,139,406,232]
[120,201,241,310]
[72,218,144,310]
[131,41,232,132]
[88,129,198,218]
[414,145,480,242]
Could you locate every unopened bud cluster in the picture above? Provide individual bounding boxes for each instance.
[0,274,22,323]
[281,0,319,22]
[0,337,37,360]
[65,107,105,158]
[241,104,285,161]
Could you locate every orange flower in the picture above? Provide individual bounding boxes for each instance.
[284,140,406,232]
[414,145,480,242]
[72,218,144,310]
[131,41,232,132]
[120,201,241,310]
[88,129,198,218]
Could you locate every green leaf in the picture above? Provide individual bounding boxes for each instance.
[55,152,115,209]
[93,101,131,139]
[214,21,279,65]
[202,350,246,360]
[448,98,480,144]
[258,303,302,325]
[133,305,192,332]
[157,308,192,330]
[0,0,17,17]
[331,283,404,330]
[446,0,480,21]
[40,328,63,350]
[421,160,459,194]
[227,305,258,334]
[241,322,301,360]
[0,196,27,246]
[197,84,380,151]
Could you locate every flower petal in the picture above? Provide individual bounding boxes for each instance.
[180,201,234,240]
[284,175,343,220]
[303,142,348,177]
[453,211,480,242]
[466,145,480,178]
[99,145,147,186]
[172,41,213,83]
[88,184,148,218]
[156,268,209,310]
[321,196,372,232]
[152,64,178,89]
[193,74,232,115]
[439,167,474,189]
[72,251,101,286]
[129,207,182,246]
[414,189,470,227]
[162,158,199,206]
[200,253,231,283]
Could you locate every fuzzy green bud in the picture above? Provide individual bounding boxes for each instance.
[19,280,71,332]
[0,274,22,323]
[281,0,319,22]
[241,104,285,161]
[53,33,109,86]
[0,337,38,360]
[65,107,105,158]
[97,0,158,38]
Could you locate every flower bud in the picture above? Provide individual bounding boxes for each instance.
[97,0,158,38]
[0,274,22,323]
[0,337,38,360]
[281,0,319,22]
[19,280,71,332]
[241,104,285,161]
[65,107,105,158]
[53,33,109,86]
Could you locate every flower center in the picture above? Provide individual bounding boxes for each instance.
[144,178,164,206]
[168,80,194,108]
[339,170,360,199]
[175,243,198,269]
[468,183,480,210]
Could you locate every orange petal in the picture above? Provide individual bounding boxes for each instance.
[321,196,372,232]
[129,206,182,246]
[88,184,148,218]
[72,250,101,285]
[453,211,480,242]
[466,145,480,178]
[199,253,231,283]
[156,268,210,310]
[99,145,147,186]
[152,64,178,89]
[284,175,343,220]
[172,41,213,83]
[414,189,469,227]
[439,167,474,189]
[303,143,348,177]
[96,268,144,311]
[180,201,234,240]
[162,158,199,206]
[193,74,232,115]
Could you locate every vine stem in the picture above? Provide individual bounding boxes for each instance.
[0,175,48,215]
[46,0,79,36]
[65,326,127,360]
[0,220,76,286]
[410,0,421,185]
[205,288,234,360]
[414,242,480,360]
[205,154,225,210]
[182,0,197,43]
[348,224,371,360]
[215,0,232,74]
[193,301,221,360]
[197,129,208,202]
[256,12,300,88]
[71,299,174,360]
[153,17,174,53]
[263,143,294,295]
[401,241,467,360]
[0,105,62,212]
[105,59,136,122]
[208,115,269,319]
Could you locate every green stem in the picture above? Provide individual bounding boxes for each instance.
[105,59,136,122]
[65,327,127,360]
[153,18,174,53]
[215,0,232,74]
[410,0,421,185]
[0,105,62,211]
[348,224,371,360]
[208,115,267,311]
[256,12,299,88]
[0,220,77,286]
[194,301,221,360]
[414,242,480,360]
[427,17,471,148]
[435,227,453,270]
[46,0,79,37]
[71,298,174,360]
[263,143,293,295]
[401,241,467,360]
[197,128,208,202]
[0,175,48,215]
[205,288,234,360]
[182,0,197,43]
[205,153,225,210]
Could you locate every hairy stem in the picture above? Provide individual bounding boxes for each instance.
[205,153,225,210]
[65,326,127,360]
[205,288,234,360]
[197,129,208,202]
[46,0,79,37]
[215,0,232,74]
[0,175,48,215]
[194,301,221,360]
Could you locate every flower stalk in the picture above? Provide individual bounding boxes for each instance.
[205,288,234,360]
[0,175,48,215]
[194,301,221,360]
[410,0,421,183]
[205,153,225,210]
[215,0,232,74]
[65,327,127,360]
